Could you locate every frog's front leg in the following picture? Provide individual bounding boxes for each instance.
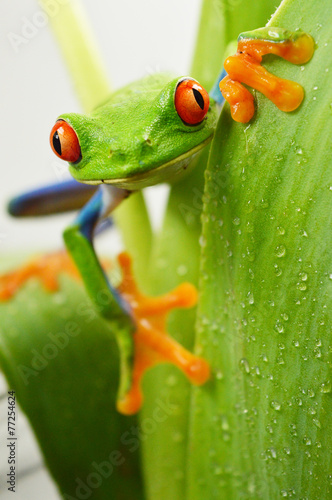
[219,28,315,122]
[63,184,136,406]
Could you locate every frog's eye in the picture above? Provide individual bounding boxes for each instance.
[174,78,210,125]
[50,120,81,163]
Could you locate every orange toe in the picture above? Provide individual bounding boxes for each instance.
[116,252,210,415]
[221,30,314,122]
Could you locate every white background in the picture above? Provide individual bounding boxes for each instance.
[0,1,201,498]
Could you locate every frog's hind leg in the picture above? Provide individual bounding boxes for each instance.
[8,178,98,217]
[2,184,211,415]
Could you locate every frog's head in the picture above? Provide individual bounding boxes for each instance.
[50,74,218,189]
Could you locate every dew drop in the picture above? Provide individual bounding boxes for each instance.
[271,400,281,411]
[247,292,255,305]
[275,245,286,258]
[297,282,307,291]
[274,320,284,334]
[221,415,230,431]
[199,235,207,248]
[290,423,297,437]
[240,358,250,374]
[303,436,311,446]
[320,381,331,393]
[255,366,261,376]
[308,389,315,398]
[314,347,322,358]
[274,265,282,277]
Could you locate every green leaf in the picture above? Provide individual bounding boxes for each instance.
[140,1,278,499]
[0,273,144,499]
[188,0,332,498]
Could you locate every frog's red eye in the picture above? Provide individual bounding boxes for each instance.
[50,120,81,163]
[174,78,210,125]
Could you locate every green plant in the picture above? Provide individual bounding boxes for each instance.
[0,0,331,498]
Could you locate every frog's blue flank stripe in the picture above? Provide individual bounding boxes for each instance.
[8,179,97,217]
[209,68,227,106]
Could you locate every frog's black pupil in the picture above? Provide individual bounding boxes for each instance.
[193,88,204,110]
[53,131,62,156]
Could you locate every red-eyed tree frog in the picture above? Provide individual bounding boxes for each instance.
[2,28,314,414]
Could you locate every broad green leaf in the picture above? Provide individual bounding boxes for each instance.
[0,272,144,499]
[140,1,278,499]
[188,0,332,498]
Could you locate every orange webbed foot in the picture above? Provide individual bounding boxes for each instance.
[220,28,315,123]
[116,252,210,415]
[0,251,80,301]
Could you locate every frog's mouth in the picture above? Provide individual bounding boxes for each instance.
[75,136,213,190]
